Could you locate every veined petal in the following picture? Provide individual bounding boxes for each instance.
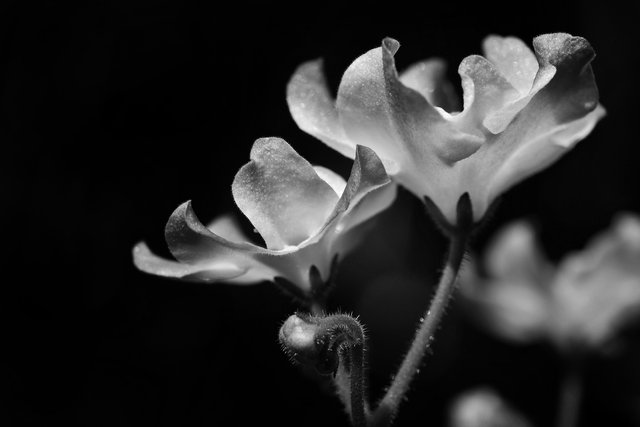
[232,138,339,250]
[287,60,356,158]
[399,59,460,112]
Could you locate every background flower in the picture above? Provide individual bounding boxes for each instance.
[449,388,532,427]
[461,214,640,352]
[134,137,395,292]
[288,33,604,223]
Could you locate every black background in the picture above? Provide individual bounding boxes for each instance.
[3,1,640,426]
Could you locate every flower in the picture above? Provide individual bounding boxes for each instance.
[287,33,605,224]
[460,214,640,351]
[449,388,532,427]
[133,137,395,294]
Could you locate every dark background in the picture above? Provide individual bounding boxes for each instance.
[3,1,640,426]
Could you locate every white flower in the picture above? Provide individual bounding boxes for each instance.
[461,214,640,351]
[287,33,605,224]
[449,388,532,427]
[133,137,395,294]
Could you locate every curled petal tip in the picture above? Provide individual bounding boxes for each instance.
[382,37,400,53]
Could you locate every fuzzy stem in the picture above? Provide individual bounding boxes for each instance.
[556,363,583,427]
[370,231,468,426]
[349,343,366,427]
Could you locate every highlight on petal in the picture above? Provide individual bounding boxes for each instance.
[232,137,339,250]
[314,165,347,197]
[287,60,356,158]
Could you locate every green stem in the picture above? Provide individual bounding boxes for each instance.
[556,363,583,427]
[371,231,468,426]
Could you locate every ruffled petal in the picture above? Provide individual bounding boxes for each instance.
[399,59,460,112]
[337,37,483,173]
[463,34,602,220]
[232,138,339,250]
[287,60,356,158]
[457,54,521,134]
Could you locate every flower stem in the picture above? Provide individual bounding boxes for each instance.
[370,230,468,426]
[349,343,367,427]
[556,362,583,427]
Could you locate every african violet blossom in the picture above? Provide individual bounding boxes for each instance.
[460,215,640,351]
[133,137,395,293]
[288,33,605,223]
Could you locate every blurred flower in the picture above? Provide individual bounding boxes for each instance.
[288,33,604,224]
[461,214,640,351]
[133,137,395,293]
[449,388,532,427]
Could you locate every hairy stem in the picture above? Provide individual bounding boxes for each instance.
[371,231,468,426]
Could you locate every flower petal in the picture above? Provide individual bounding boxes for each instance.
[337,38,483,171]
[313,165,346,196]
[450,389,533,427]
[483,35,538,94]
[464,34,602,218]
[399,59,460,112]
[457,54,521,134]
[132,242,249,282]
[485,221,550,282]
[232,137,339,250]
[165,201,262,266]
[206,214,250,243]
[551,214,640,347]
[486,104,605,207]
[331,145,395,234]
[287,60,356,158]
